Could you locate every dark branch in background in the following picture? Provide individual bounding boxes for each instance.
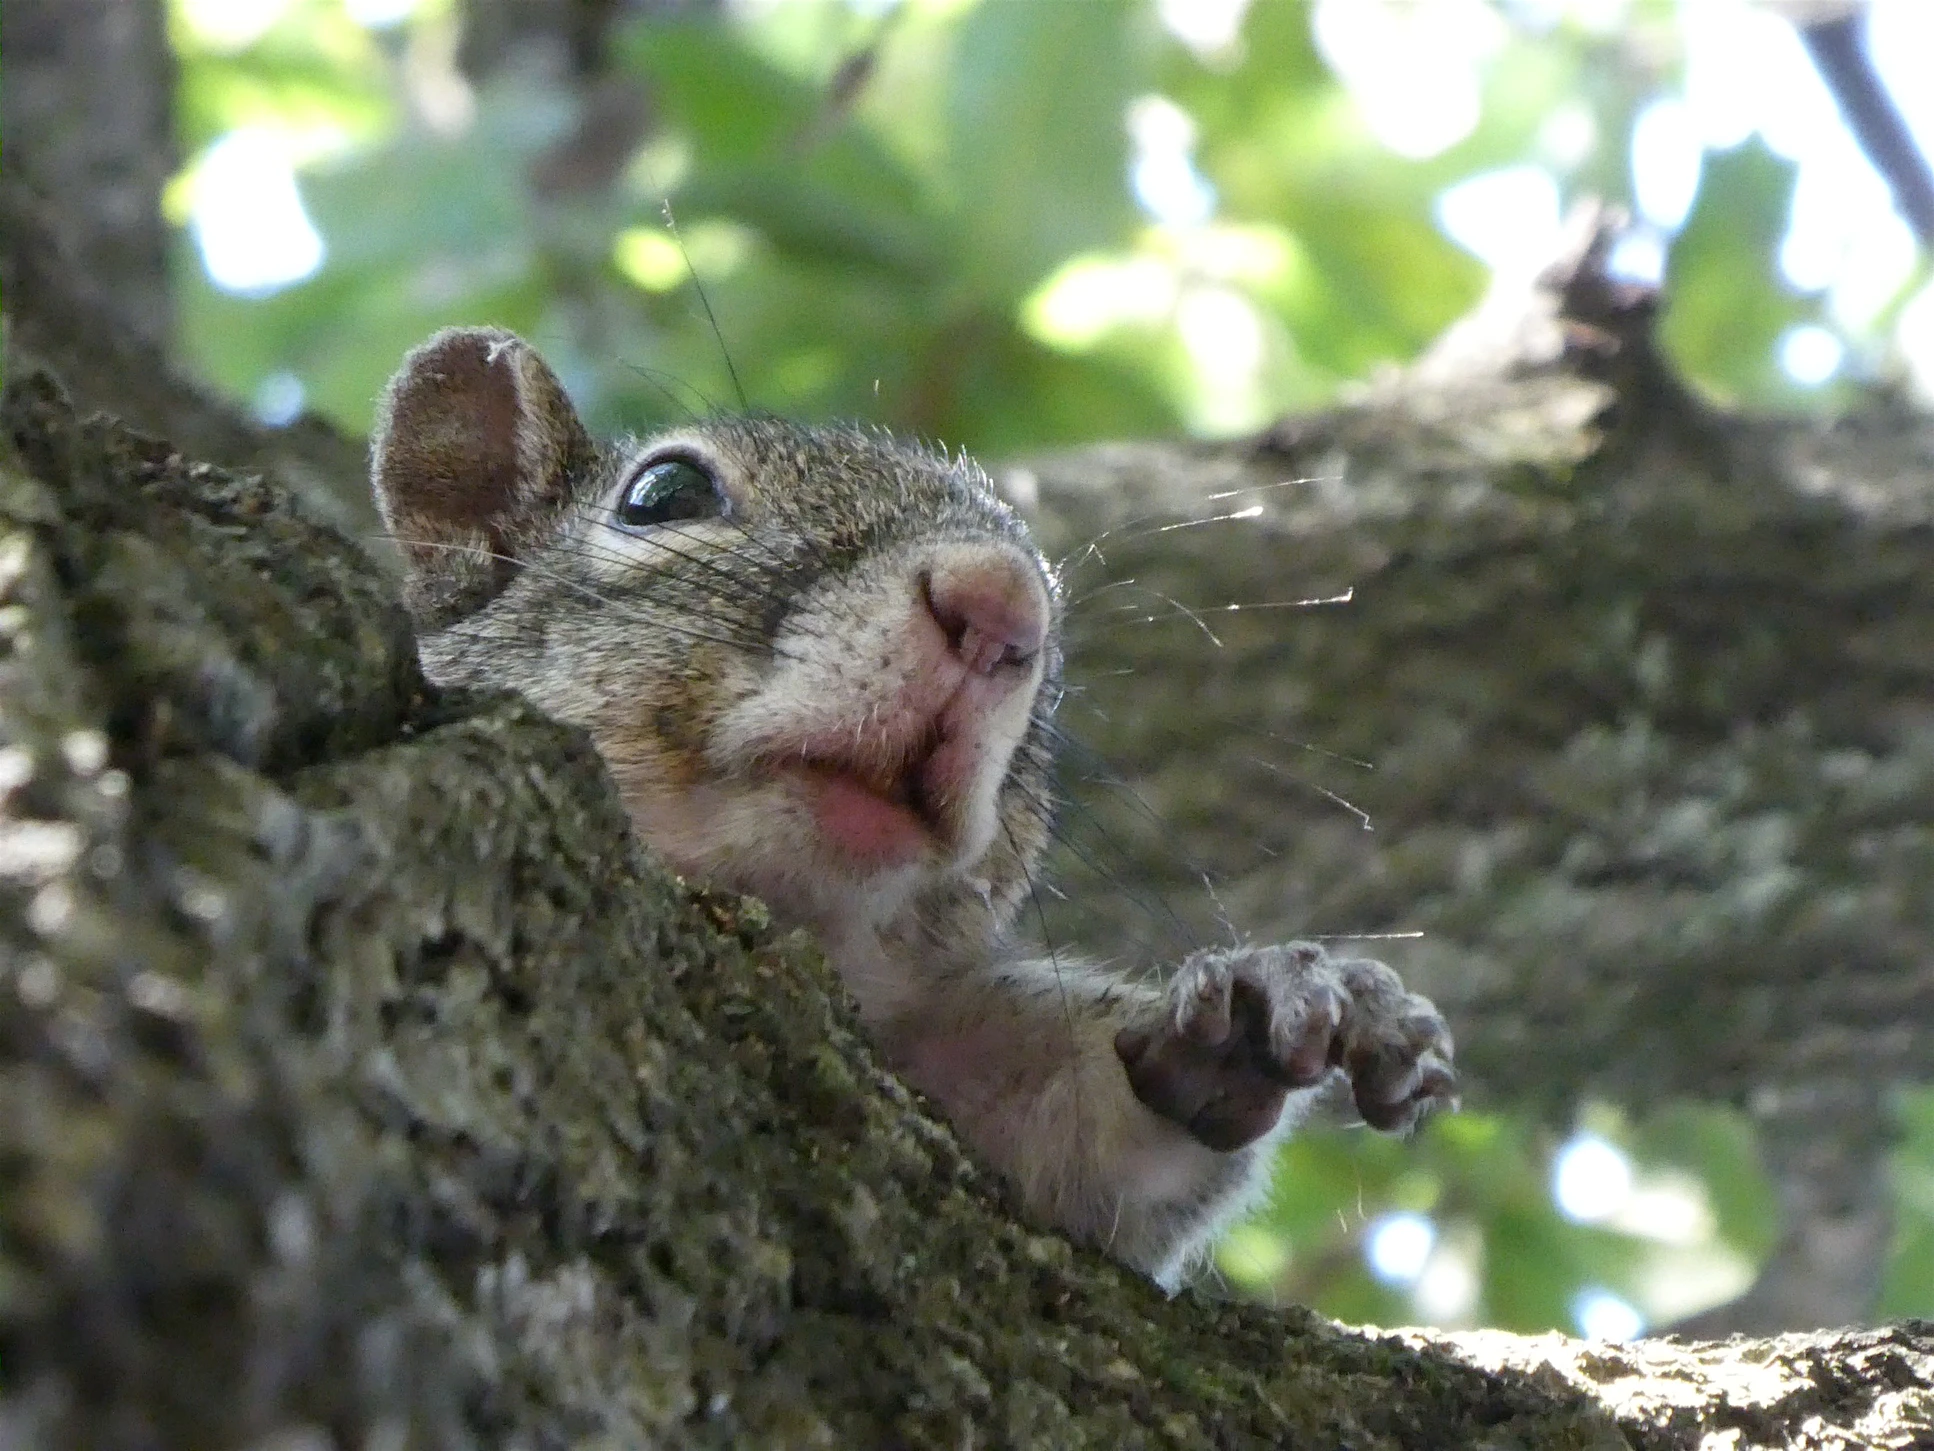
[1801,11,1934,249]
[2,179,374,535]
[1,0,178,347]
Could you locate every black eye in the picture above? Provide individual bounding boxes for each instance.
[616,458,725,528]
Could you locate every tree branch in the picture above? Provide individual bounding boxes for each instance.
[1801,11,1934,249]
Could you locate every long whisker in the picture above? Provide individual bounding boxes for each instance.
[1013,720,1215,954]
[1142,505,1266,535]
[558,499,801,584]
[379,535,790,658]
[1005,775,1198,959]
[1056,501,1271,582]
[1052,473,1341,592]
[562,509,807,619]
[616,360,714,422]
[1199,472,1340,503]
[663,199,748,412]
[1002,813,1086,1064]
[1209,589,1354,613]
[1092,587,1224,647]
[1259,732,1374,772]
[1306,931,1424,942]
[1064,576,1145,611]
[1067,588,1355,638]
[546,502,849,654]
[1246,755,1373,832]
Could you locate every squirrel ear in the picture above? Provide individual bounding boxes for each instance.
[371,326,596,629]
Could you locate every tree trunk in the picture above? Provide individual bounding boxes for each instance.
[2,0,178,349]
[2,222,1931,1444]
[0,177,375,540]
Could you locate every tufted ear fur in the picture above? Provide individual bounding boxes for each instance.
[370,326,597,630]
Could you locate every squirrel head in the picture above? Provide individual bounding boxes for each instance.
[372,327,1063,941]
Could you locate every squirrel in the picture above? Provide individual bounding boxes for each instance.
[370,326,1456,1289]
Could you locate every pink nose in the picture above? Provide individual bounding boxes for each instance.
[921,545,1049,676]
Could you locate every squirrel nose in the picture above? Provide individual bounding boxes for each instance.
[920,545,1049,676]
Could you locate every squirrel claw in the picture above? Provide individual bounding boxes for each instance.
[1117,941,1456,1153]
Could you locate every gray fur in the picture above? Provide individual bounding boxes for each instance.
[371,327,1456,1287]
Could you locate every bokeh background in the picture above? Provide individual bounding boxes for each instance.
[148,0,1934,1337]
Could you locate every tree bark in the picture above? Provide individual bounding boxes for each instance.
[1,0,178,349]
[2,239,1932,1445]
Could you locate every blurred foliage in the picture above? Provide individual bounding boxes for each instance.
[167,0,1479,446]
[165,0,1932,1333]
[1658,138,1815,406]
[1222,1102,1778,1332]
[169,0,1934,444]
[1880,1086,1934,1319]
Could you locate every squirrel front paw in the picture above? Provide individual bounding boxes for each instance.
[1113,942,1456,1153]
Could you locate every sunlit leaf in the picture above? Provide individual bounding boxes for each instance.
[1632,1101,1779,1263]
[943,0,1143,301]
[1879,1085,1934,1318]
[1658,138,1820,408]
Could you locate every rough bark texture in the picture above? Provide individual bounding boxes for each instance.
[2,269,1933,1443]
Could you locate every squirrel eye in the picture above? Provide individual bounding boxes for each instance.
[616,458,724,528]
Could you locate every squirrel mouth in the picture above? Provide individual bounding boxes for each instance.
[777,729,950,868]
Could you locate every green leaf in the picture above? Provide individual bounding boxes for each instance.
[173,0,395,155]
[1167,0,1483,379]
[1278,195,1484,376]
[1879,1085,1934,1317]
[1633,1101,1779,1262]
[622,19,947,284]
[618,18,817,164]
[943,0,1144,301]
[1658,138,1819,408]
